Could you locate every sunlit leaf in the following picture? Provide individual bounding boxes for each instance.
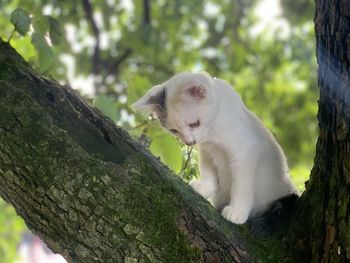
[150,133,182,173]
[10,35,36,61]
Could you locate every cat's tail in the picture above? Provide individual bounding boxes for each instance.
[247,194,299,236]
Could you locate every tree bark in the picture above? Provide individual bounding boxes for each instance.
[0,40,289,262]
[293,0,350,262]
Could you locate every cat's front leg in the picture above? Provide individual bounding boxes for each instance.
[221,161,254,224]
[190,176,217,199]
[190,147,217,199]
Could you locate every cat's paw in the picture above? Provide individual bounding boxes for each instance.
[190,179,216,199]
[221,206,249,224]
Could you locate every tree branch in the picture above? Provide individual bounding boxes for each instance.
[0,39,293,262]
[101,47,133,85]
[143,0,151,26]
[81,0,101,75]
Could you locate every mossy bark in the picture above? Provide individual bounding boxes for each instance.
[0,40,289,262]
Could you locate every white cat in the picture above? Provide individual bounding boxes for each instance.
[133,72,298,225]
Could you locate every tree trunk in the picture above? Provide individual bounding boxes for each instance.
[293,0,350,262]
[0,40,289,262]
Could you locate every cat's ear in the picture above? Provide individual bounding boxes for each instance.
[186,83,207,101]
[187,85,207,100]
[132,94,154,113]
[132,85,166,114]
[184,73,211,101]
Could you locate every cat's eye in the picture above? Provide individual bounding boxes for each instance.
[189,120,200,128]
[169,128,179,134]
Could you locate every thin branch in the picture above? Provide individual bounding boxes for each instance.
[81,0,101,75]
[107,48,133,75]
[143,0,151,25]
[101,48,133,84]
[7,29,15,43]
[181,146,193,173]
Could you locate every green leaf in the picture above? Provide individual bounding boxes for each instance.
[48,16,63,45]
[127,75,151,106]
[10,8,31,36]
[150,133,182,173]
[31,33,54,72]
[94,94,119,122]
[32,16,49,35]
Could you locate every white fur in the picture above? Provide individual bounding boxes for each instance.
[133,72,298,224]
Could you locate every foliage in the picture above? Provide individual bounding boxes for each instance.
[10,7,30,36]
[8,7,64,72]
[281,0,314,25]
[0,198,26,262]
[0,0,317,260]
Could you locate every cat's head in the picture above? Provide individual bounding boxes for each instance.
[133,72,217,146]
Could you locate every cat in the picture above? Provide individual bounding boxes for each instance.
[133,72,299,228]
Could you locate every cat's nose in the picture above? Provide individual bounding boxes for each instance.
[185,140,196,146]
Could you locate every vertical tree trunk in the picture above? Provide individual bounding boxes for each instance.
[296,0,350,262]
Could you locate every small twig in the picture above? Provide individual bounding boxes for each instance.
[181,146,193,173]
[7,28,15,43]
[129,120,148,131]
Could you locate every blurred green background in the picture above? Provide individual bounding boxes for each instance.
[0,0,317,261]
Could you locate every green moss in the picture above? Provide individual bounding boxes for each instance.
[116,157,203,262]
